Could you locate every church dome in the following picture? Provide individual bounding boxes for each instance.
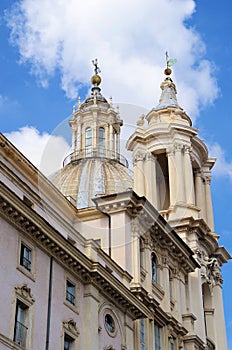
[51,156,133,209]
[51,59,133,209]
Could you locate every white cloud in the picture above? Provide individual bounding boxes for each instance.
[6,0,218,121]
[4,126,70,176]
[208,143,232,181]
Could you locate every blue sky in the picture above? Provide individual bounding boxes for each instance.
[0,0,232,347]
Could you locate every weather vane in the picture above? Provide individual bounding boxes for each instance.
[165,51,177,68]
[92,58,101,75]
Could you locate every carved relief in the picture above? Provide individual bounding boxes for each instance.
[63,319,80,337]
[133,151,146,163]
[136,114,145,126]
[199,252,223,286]
[15,284,35,304]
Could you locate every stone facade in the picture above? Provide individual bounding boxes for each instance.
[0,66,230,350]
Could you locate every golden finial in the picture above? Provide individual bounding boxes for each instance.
[164,52,177,76]
[91,58,101,85]
[164,51,172,75]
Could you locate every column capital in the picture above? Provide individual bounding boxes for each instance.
[183,144,192,154]
[133,151,146,163]
[145,152,156,161]
[166,146,175,156]
[205,175,212,185]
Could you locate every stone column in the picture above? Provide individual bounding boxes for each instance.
[105,124,109,150]
[109,124,114,155]
[143,238,153,293]
[194,169,206,220]
[83,284,99,350]
[133,152,145,197]
[93,116,97,148]
[144,153,157,208]
[77,124,82,150]
[161,255,171,312]
[71,127,76,152]
[188,269,206,341]
[116,132,120,154]
[131,220,141,286]
[213,277,228,350]
[167,147,177,206]
[174,144,185,203]
[204,175,214,231]
[183,145,195,205]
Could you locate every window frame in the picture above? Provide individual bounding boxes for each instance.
[62,319,79,350]
[17,237,36,280]
[140,319,145,350]
[85,127,92,156]
[151,253,158,284]
[12,284,35,350]
[64,275,79,313]
[154,322,162,350]
[14,299,29,348]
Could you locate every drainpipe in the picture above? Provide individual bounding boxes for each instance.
[94,201,111,257]
[45,256,53,350]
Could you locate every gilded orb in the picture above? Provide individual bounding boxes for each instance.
[91,74,101,85]
[164,67,172,75]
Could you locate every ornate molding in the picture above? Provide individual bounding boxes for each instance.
[15,284,35,304]
[63,319,80,337]
[0,188,149,320]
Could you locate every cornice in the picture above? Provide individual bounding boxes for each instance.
[94,191,198,273]
[0,182,150,320]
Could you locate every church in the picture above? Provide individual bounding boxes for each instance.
[0,60,230,350]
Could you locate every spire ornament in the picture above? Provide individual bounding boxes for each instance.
[164,51,177,76]
[91,58,102,86]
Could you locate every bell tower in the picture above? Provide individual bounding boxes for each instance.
[127,63,215,232]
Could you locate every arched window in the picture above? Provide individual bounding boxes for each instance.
[85,128,92,155]
[151,253,157,283]
[98,127,105,148]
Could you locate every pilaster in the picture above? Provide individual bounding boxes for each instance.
[83,284,99,350]
[144,152,157,207]
[183,145,195,206]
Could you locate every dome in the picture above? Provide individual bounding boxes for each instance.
[51,158,133,209]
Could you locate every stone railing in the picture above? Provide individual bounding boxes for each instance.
[63,146,129,168]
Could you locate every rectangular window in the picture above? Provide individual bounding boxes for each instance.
[140,319,145,350]
[66,280,76,306]
[14,300,28,348]
[170,339,175,350]
[20,243,32,272]
[64,333,74,350]
[154,323,162,350]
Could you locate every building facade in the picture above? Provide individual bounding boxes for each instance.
[0,63,230,350]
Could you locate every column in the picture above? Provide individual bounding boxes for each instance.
[133,152,145,197]
[144,153,157,208]
[213,279,228,350]
[143,238,152,293]
[188,269,206,341]
[83,284,99,350]
[77,124,82,150]
[71,127,76,152]
[194,169,205,219]
[109,124,114,155]
[131,221,140,286]
[183,146,195,205]
[204,175,214,231]
[167,147,177,207]
[161,255,171,312]
[93,115,97,149]
[175,144,185,203]
[116,132,120,154]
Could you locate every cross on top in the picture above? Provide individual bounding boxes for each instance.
[92,58,101,75]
